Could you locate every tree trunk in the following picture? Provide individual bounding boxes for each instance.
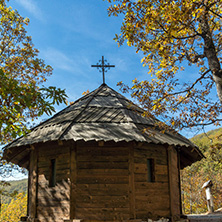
[200,5,222,103]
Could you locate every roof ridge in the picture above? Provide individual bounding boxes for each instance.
[57,84,105,140]
[105,84,146,112]
[112,88,136,124]
[62,84,105,110]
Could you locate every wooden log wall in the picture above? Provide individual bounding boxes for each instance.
[30,140,180,222]
[134,143,171,220]
[75,141,130,221]
[37,142,71,221]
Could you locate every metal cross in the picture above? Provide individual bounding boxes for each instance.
[91,56,115,84]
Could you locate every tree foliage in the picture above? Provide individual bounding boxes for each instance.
[181,128,222,214]
[106,0,222,130]
[1,193,27,221]
[0,0,67,144]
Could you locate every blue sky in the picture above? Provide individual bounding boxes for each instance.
[8,0,220,136]
[10,0,148,101]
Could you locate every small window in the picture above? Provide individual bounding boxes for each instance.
[50,159,56,187]
[147,159,155,182]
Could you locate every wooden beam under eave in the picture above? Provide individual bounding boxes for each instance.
[179,146,201,169]
[17,154,29,168]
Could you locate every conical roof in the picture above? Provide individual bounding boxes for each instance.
[3,84,204,168]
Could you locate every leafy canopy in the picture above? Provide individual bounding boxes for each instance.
[181,128,222,214]
[1,193,27,221]
[106,0,222,130]
[0,0,67,144]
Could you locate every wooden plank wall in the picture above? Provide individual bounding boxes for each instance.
[75,141,130,221]
[37,142,70,222]
[134,143,170,220]
[33,141,178,222]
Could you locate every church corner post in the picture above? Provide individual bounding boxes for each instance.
[167,145,181,222]
[27,145,38,221]
[70,141,77,220]
[128,142,136,219]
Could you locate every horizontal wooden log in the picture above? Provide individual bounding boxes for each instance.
[134,173,147,182]
[135,187,169,196]
[134,157,167,165]
[135,198,170,210]
[38,165,70,174]
[76,207,129,221]
[134,146,166,156]
[38,165,68,173]
[76,195,129,208]
[77,155,129,162]
[135,194,170,203]
[76,201,129,209]
[38,148,70,159]
[155,158,168,165]
[77,169,129,176]
[77,147,129,156]
[155,174,169,182]
[76,184,128,196]
[38,153,70,162]
[133,164,169,182]
[135,143,166,151]
[76,194,129,200]
[77,161,129,169]
[135,182,168,190]
[134,163,147,174]
[77,175,129,184]
[155,165,168,174]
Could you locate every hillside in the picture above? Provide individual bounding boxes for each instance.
[1,178,27,204]
[191,127,222,148]
[181,127,222,214]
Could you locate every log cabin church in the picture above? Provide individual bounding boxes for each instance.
[3,79,203,222]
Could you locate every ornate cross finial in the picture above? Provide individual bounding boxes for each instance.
[91,56,115,84]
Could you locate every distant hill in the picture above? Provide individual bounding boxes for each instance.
[2,178,28,204]
[191,127,222,148]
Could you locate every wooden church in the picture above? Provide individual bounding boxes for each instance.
[3,59,203,222]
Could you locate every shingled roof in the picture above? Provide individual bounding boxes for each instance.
[3,83,204,168]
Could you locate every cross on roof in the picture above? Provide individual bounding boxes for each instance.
[91,56,115,84]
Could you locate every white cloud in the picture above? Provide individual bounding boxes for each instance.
[15,0,44,21]
[42,48,74,72]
